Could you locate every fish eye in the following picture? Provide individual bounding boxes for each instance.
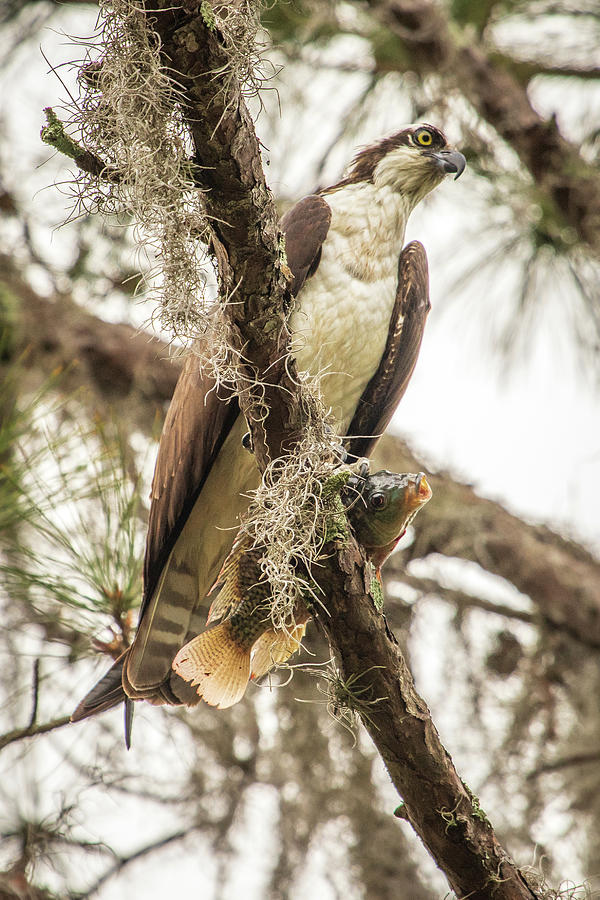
[414,128,434,147]
[369,492,387,510]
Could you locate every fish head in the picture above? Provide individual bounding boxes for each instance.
[346,470,432,553]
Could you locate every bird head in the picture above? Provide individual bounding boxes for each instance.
[342,124,466,204]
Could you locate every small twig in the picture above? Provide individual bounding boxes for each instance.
[0,714,72,752]
[527,751,600,780]
[73,829,194,899]
[0,658,73,751]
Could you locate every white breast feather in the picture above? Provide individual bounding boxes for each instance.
[290,181,411,428]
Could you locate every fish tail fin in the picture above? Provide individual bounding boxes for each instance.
[71,651,128,722]
[172,624,250,709]
[250,623,307,680]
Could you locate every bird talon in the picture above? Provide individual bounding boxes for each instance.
[241,431,254,453]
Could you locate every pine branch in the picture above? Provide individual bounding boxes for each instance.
[2,239,596,893]
[15,4,597,880]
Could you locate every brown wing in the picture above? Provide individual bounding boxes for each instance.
[71,194,333,723]
[344,241,430,460]
[140,194,330,612]
[281,194,332,297]
[141,352,239,615]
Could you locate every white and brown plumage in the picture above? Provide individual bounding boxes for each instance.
[72,125,465,736]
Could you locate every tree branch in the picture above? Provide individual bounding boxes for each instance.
[396,571,536,627]
[527,750,600,780]
[0,714,72,752]
[0,253,179,427]
[73,829,194,899]
[40,107,119,181]
[375,436,600,649]
[143,1,303,468]
[126,4,545,895]
[3,254,597,890]
[11,3,597,881]
[488,53,600,84]
[314,540,540,900]
[0,659,70,753]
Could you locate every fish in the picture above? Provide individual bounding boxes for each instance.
[343,469,432,570]
[171,469,432,708]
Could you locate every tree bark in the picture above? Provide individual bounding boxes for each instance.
[143,0,304,468]
[314,540,540,899]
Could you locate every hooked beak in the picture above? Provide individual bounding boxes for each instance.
[432,149,466,180]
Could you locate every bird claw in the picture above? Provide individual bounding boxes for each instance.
[241,431,254,453]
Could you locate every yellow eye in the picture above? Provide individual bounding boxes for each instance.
[414,129,433,147]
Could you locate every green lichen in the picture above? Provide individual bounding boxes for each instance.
[366,561,384,612]
[321,470,350,499]
[200,0,216,32]
[40,108,84,161]
[470,793,491,827]
[262,317,279,334]
[321,470,351,544]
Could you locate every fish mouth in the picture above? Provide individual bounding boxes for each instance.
[412,473,432,507]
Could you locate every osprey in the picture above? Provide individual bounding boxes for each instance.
[72,124,465,734]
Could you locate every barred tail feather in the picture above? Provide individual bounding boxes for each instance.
[250,624,307,680]
[172,624,250,709]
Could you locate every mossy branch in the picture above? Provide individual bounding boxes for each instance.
[40,107,119,181]
[40,107,84,160]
